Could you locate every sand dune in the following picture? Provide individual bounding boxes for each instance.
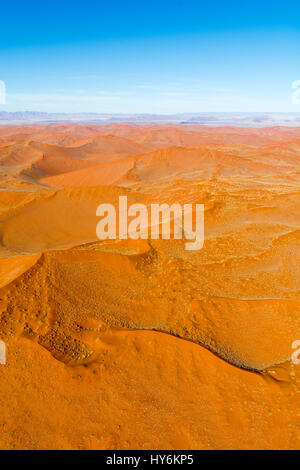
[41,143,300,190]
[129,146,295,181]
[41,157,136,188]
[102,123,300,147]
[0,123,299,450]
[74,134,152,161]
[0,135,150,182]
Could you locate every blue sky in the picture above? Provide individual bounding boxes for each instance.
[0,0,299,113]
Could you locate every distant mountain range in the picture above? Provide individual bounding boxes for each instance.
[1,111,300,127]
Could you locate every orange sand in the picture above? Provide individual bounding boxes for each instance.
[0,123,299,450]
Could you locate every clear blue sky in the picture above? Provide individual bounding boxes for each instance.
[0,0,299,113]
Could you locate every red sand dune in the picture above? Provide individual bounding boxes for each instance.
[41,157,136,188]
[0,123,299,450]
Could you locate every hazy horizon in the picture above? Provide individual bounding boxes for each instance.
[1,111,300,127]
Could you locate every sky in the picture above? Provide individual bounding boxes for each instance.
[0,0,300,113]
